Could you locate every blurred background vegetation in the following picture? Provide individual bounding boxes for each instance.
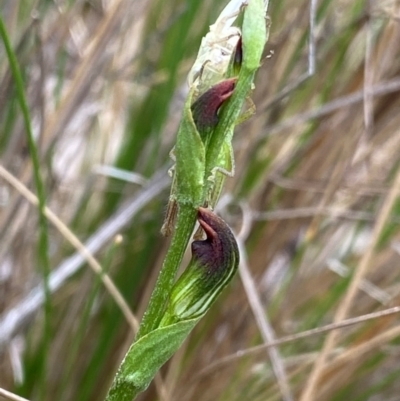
[1,0,400,400]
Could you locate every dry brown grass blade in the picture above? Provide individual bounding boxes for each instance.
[236,203,294,401]
[0,166,171,400]
[41,0,147,148]
[254,206,399,222]
[0,164,139,332]
[0,167,169,344]
[238,241,294,401]
[195,305,400,379]
[264,78,400,136]
[299,166,400,400]
[0,387,30,401]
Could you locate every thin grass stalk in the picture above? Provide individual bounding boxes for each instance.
[300,165,400,400]
[0,15,51,397]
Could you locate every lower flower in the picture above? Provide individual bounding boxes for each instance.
[160,207,239,326]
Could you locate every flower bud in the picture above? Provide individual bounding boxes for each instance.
[160,207,239,326]
[191,78,237,135]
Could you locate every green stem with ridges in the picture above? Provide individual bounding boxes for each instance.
[105,1,268,399]
[136,203,197,339]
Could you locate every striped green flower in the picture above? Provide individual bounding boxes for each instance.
[160,207,239,326]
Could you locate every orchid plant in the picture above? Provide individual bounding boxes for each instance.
[105,1,269,399]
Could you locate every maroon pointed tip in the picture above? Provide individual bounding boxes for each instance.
[191,78,237,132]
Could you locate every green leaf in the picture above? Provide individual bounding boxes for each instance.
[106,319,197,401]
[174,88,206,207]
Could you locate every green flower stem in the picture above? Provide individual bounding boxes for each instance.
[136,203,197,338]
[105,1,269,400]
[137,78,208,338]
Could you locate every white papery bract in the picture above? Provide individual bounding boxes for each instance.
[187,0,245,93]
